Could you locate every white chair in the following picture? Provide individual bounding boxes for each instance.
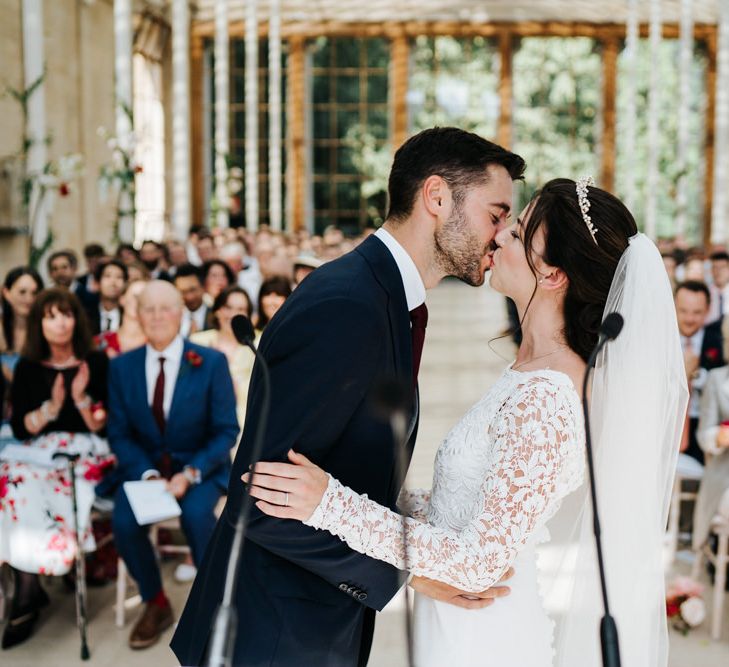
[691,514,729,640]
[115,517,191,628]
[666,454,704,564]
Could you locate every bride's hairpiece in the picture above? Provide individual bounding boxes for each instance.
[576,176,598,245]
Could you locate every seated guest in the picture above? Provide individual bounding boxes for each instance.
[87,259,128,335]
[293,254,323,287]
[201,259,236,302]
[0,288,109,649]
[220,242,262,311]
[173,264,210,337]
[165,241,189,278]
[196,232,217,264]
[708,251,729,324]
[255,276,292,331]
[191,286,255,426]
[95,279,148,358]
[115,243,140,266]
[77,243,106,294]
[1,267,43,384]
[47,250,78,291]
[107,281,238,649]
[694,317,729,561]
[677,280,724,465]
[139,240,171,281]
[1,267,44,446]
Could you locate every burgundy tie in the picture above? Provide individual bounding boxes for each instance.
[410,303,428,386]
[152,357,166,434]
[152,357,173,479]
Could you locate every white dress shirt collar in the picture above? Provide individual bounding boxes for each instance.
[99,305,121,332]
[145,335,184,416]
[374,227,426,311]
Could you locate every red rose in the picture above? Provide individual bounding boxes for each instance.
[0,476,8,499]
[706,348,720,361]
[666,601,681,617]
[186,350,203,367]
[59,183,70,197]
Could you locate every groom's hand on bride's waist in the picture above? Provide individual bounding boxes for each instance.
[408,568,514,610]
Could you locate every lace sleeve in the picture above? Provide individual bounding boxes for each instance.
[304,379,583,592]
[396,488,431,523]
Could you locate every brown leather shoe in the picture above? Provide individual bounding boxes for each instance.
[128,603,174,650]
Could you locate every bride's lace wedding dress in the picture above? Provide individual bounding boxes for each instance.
[305,367,585,666]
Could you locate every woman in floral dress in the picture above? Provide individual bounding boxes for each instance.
[0,288,110,649]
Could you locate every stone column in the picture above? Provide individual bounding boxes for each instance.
[245,0,259,231]
[676,0,694,241]
[22,0,48,257]
[214,0,229,228]
[645,0,662,239]
[268,0,283,231]
[114,0,134,242]
[623,0,639,214]
[712,1,729,245]
[172,0,192,239]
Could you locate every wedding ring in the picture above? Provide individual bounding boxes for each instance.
[284,492,289,507]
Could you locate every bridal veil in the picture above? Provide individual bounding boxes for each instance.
[540,233,688,666]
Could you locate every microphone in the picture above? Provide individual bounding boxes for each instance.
[231,314,256,347]
[598,312,624,345]
[372,378,415,667]
[581,311,623,667]
[207,314,272,667]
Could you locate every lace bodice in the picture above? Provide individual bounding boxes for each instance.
[305,367,585,593]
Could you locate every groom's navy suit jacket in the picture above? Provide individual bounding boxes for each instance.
[171,236,418,667]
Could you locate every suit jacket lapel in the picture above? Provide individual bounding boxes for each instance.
[167,342,194,436]
[355,236,413,385]
[132,347,161,441]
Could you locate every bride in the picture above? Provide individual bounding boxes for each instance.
[243,177,687,666]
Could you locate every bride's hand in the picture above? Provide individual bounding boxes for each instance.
[241,450,328,521]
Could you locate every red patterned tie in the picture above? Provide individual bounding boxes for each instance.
[410,303,428,387]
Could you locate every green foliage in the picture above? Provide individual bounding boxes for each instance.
[513,37,602,210]
[29,229,54,271]
[615,39,706,242]
[410,36,499,138]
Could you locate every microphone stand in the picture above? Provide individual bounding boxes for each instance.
[207,328,272,667]
[582,330,622,667]
[373,379,415,667]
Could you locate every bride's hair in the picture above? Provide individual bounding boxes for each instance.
[522,178,638,362]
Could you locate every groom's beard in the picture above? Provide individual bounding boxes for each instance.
[434,201,490,287]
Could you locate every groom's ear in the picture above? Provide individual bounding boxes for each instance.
[422,175,452,219]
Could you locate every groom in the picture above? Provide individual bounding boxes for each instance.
[171,128,525,666]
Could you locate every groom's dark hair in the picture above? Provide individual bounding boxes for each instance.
[386,127,526,222]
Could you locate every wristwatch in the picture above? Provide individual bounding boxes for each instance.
[182,466,201,485]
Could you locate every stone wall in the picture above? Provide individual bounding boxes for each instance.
[0,0,117,278]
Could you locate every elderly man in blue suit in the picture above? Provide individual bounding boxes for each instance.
[108,280,239,650]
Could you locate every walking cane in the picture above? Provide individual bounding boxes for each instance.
[52,452,90,660]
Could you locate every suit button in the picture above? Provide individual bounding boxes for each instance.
[338,583,348,592]
[346,586,356,596]
[357,592,368,602]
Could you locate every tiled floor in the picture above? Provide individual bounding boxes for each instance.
[3,278,728,666]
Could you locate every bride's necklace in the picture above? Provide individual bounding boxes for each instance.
[512,345,567,371]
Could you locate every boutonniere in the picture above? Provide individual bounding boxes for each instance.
[185,350,204,367]
[706,348,720,362]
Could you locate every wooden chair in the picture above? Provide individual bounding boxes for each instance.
[691,514,729,641]
[667,455,704,564]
